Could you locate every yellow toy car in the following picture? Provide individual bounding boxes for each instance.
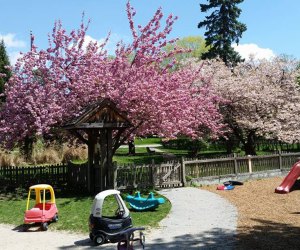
[24,184,58,231]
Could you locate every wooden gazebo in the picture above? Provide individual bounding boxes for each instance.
[63,98,132,193]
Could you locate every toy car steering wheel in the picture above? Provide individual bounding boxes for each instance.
[115,207,125,218]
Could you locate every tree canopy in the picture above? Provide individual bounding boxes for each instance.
[163,36,208,61]
[191,57,300,155]
[0,40,11,100]
[198,0,247,66]
[0,2,224,150]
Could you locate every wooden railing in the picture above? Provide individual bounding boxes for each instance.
[184,151,300,179]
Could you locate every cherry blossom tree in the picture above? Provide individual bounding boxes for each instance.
[0,2,224,155]
[194,57,300,155]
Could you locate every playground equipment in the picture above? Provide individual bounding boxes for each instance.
[24,184,58,231]
[89,189,133,245]
[126,192,165,211]
[275,160,300,194]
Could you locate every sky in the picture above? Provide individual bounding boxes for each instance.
[1,0,300,65]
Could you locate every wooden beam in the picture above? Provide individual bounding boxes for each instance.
[65,122,131,129]
[69,130,88,144]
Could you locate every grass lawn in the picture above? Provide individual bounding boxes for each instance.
[134,137,162,145]
[0,190,171,233]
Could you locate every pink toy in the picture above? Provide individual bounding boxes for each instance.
[275,161,300,194]
[24,184,58,231]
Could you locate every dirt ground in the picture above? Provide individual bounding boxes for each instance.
[200,177,300,250]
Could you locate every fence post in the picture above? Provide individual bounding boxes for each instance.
[278,150,282,170]
[113,161,118,189]
[233,153,238,175]
[181,157,187,187]
[15,167,18,187]
[247,155,252,173]
[151,159,156,187]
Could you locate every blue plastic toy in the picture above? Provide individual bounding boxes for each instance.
[126,192,165,211]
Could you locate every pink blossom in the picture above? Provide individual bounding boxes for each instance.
[0,2,224,149]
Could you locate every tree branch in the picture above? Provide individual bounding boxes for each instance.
[69,130,88,144]
[112,121,143,154]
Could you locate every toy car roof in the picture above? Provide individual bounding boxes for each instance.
[29,184,54,190]
[92,189,130,218]
[94,189,120,201]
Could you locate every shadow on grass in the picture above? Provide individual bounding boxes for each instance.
[236,219,300,250]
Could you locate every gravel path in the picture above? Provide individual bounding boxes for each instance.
[0,187,237,250]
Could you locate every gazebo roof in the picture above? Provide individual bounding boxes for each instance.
[63,98,132,130]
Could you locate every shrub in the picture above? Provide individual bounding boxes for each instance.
[0,149,25,166]
[31,147,61,165]
[62,144,87,163]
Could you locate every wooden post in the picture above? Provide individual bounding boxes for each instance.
[15,166,18,187]
[99,130,106,192]
[106,129,113,189]
[181,157,187,187]
[278,149,282,170]
[87,131,95,193]
[247,155,252,173]
[113,161,118,189]
[98,128,114,191]
[151,159,155,188]
[233,153,238,175]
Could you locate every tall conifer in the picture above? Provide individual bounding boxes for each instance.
[198,0,247,66]
[0,40,11,99]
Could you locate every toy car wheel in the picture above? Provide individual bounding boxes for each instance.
[41,222,48,231]
[22,224,30,231]
[93,234,105,245]
[52,214,59,222]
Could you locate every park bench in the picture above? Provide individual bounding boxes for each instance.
[146,147,155,154]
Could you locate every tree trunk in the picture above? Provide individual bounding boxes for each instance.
[128,140,135,155]
[22,136,33,161]
[225,135,235,154]
[244,131,257,155]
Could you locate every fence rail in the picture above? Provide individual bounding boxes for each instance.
[1,151,299,192]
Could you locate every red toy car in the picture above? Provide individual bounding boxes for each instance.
[24,184,58,231]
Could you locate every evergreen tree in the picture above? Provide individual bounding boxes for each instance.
[0,40,11,99]
[198,0,247,66]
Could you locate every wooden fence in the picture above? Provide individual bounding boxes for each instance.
[115,151,300,189]
[0,164,66,188]
[115,160,183,190]
[0,162,88,192]
[1,151,299,192]
[183,151,300,179]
